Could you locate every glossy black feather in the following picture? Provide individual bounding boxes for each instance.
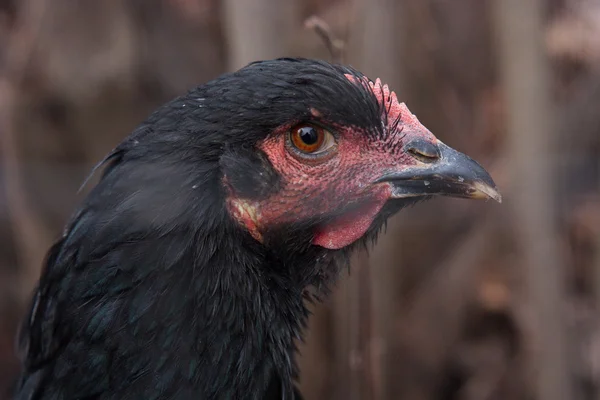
[15,58,398,400]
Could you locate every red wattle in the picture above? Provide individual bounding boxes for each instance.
[312,198,387,250]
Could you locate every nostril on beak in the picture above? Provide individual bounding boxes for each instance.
[405,138,441,163]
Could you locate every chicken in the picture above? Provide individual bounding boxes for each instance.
[14,58,500,400]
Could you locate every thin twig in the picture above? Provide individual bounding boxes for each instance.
[304,16,345,63]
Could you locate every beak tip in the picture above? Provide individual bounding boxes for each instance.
[472,181,502,203]
[491,192,503,203]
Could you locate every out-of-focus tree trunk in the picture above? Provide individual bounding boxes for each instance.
[493,1,571,400]
[221,0,299,71]
[332,262,357,400]
[0,0,53,300]
[345,0,403,399]
[347,0,402,88]
[221,2,336,399]
[596,175,600,400]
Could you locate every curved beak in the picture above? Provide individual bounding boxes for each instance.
[377,141,502,203]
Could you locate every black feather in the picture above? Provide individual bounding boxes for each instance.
[14,58,395,400]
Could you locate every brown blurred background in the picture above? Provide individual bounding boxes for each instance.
[1,0,599,399]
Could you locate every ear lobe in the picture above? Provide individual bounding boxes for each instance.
[220,148,281,200]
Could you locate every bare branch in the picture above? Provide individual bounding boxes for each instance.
[304,16,345,63]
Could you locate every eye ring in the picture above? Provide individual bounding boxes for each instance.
[287,123,337,160]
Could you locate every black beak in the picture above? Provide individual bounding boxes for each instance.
[377,140,502,203]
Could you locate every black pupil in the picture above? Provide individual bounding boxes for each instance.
[298,126,319,145]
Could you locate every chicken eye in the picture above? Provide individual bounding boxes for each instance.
[288,124,335,156]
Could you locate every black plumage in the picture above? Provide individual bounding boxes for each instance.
[14,58,500,400]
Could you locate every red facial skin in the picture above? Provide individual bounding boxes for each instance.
[227,77,439,250]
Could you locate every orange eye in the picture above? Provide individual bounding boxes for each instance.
[288,124,335,155]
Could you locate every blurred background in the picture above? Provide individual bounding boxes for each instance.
[0,0,599,399]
